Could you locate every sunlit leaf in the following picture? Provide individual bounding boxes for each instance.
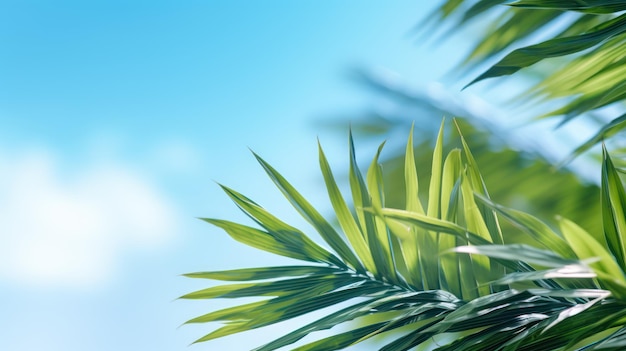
[558,216,626,298]
[318,142,377,274]
[253,152,364,272]
[185,123,626,350]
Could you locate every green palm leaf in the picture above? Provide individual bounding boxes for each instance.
[510,1,626,13]
[184,123,626,350]
[466,13,626,87]
[430,0,626,157]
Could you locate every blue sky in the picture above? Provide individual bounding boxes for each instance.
[0,1,595,350]
[1,1,456,350]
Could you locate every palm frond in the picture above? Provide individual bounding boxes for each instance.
[429,0,626,157]
[183,122,626,350]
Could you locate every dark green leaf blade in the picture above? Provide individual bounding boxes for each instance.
[467,13,626,87]
[183,265,341,281]
[601,145,626,271]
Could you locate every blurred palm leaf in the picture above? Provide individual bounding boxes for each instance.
[429,0,626,158]
[336,69,602,234]
[184,122,626,350]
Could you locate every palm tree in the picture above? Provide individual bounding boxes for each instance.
[181,2,626,350]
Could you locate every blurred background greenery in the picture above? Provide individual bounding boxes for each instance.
[322,0,626,243]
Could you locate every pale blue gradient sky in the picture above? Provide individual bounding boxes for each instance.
[0,1,492,350]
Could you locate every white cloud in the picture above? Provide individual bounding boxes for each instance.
[0,148,179,289]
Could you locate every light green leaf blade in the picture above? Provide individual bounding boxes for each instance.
[460,173,494,295]
[558,216,626,299]
[348,130,371,238]
[397,126,426,289]
[404,126,425,215]
[253,152,363,272]
[439,149,463,295]
[376,208,490,245]
[346,130,386,281]
[202,218,333,264]
[318,142,377,274]
[219,185,346,267]
[420,120,445,290]
[185,299,267,324]
[474,194,577,258]
[441,149,462,221]
[427,119,445,219]
[366,141,399,284]
[385,216,422,288]
[456,120,504,245]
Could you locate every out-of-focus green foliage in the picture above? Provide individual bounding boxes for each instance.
[429,0,626,158]
[334,70,602,234]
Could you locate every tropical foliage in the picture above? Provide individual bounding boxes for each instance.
[182,121,626,350]
[181,2,626,350]
[344,71,602,233]
[428,0,626,158]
